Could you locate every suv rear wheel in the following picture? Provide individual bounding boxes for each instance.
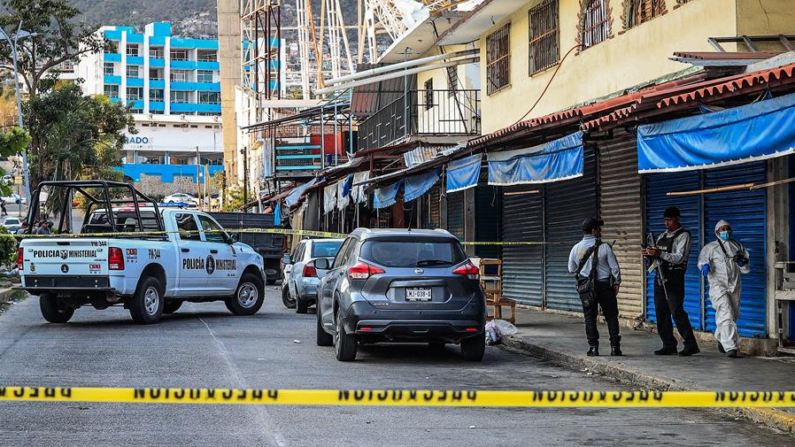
[130,276,164,324]
[316,307,333,346]
[226,273,264,315]
[40,293,74,323]
[281,283,296,309]
[460,335,485,362]
[334,311,357,361]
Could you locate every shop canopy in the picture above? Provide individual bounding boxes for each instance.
[404,169,441,202]
[638,91,795,173]
[487,132,584,186]
[373,180,403,209]
[446,154,482,193]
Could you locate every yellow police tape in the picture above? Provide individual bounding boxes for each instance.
[0,387,793,407]
[2,228,558,245]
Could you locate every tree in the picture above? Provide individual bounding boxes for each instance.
[0,0,106,98]
[23,82,135,189]
[0,126,30,195]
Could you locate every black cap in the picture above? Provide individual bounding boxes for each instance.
[582,217,604,233]
[664,206,681,218]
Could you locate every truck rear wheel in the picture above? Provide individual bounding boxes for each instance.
[40,293,74,323]
[226,273,264,316]
[129,276,164,324]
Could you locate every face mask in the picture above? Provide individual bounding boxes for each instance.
[719,231,730,242]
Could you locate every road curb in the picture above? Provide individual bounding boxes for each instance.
[501,335,795,435]
[0,287,16,304]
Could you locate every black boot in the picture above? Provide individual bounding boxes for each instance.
[611,345,623,356]
[718,343,725,354]
[654,346,678,355]
[678,345,700,356]
[587,346,599,357]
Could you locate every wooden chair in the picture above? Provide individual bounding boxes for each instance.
[479,259,516,324]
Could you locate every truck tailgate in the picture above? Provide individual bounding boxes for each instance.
[23,239,109,276]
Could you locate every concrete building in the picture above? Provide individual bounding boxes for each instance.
[73,22,224,195]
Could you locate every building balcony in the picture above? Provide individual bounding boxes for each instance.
[103,53,122,63]
[127,77,145,87]
[150,58,166,68]
[121,163,223,183]
[149,101,165,111]
[126,55,145,65]
[170,60,197,70]
[149,79,166,89]
[104,75,122,85]
[357,89,481,152]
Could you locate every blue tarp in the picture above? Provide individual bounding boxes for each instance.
[285,177,317,207]
[487,132,584,186]
[404,169,441,202]
[638,91,795,173]
[446,154,481,193]
[373,180,403,209]
[273,201,281,226]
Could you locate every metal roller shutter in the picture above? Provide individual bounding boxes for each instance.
[475,186,502,259]
[447,191,465,241]
[501,187,544,306]
[703,162,766,338]
[644,172,703,330]
[544,148,598,312]
[598,132,644,318]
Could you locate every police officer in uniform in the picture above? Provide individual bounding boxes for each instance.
[568,218,622,357]
[643,206,700,356]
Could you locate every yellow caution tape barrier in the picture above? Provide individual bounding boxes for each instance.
[2,228,564,245]
[0,387,793,407]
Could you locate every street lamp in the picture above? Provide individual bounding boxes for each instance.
[0,22,36,207]
[240,147,248,205]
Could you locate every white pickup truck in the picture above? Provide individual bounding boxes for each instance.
[18,180,267,324]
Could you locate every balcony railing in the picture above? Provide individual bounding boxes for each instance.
[357,89,480,151]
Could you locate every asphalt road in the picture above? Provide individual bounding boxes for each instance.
[0,287,791,447]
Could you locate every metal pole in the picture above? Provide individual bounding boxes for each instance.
[1,23,31,207]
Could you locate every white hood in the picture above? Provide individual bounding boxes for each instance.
[714,219,731,236]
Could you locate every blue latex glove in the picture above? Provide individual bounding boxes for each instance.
[701,264,710,277]
[737,260,745,267]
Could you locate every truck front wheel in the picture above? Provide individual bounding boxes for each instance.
[226,273,264,316]
[40,293,74,323]
[129,276,164,324]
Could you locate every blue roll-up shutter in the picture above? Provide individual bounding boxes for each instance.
[544,147,597,312]
[475,185,502,259]
[447,191,465,241]
[644,172,703,329]
[501,186,544,306]
[703,162,766,338]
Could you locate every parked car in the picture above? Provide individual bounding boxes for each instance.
[1,194,25,204]
[281,238,343,313]
[316,228,486,362]
[164,193,199,206]
[1,217,21,233]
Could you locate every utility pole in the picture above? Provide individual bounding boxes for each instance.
[241,147,249,206]
[196,146,202,208]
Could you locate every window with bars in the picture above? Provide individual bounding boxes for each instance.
[170,49,189,61]
[126,87,143,100]
[580,0,611,50]
[486,24,511,95]
[103,63,114,76]
[529,0,559,75]
[170,91,191,103]
[126,45,139,57]
[150,89,164,101]
[170,70,190,82]
[103,85,119,98]
[625,0,666,29]
[199,92,220,104]
[126,65,140,78]
[197,70,214,83]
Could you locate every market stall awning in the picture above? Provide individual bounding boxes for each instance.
[487,132,584,186]
[351,172,370,204]
[323,183,337,214]
[447,154,482,193]
[373,181,403,209]
[285,178,318,208]
[404,169,441,202]
[638,92,795,173]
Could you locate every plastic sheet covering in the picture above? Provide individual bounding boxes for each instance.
[638,91,795,173]
[446,154,482,193]
[285,178,317,208]
[351,171,370,204]
[323,183,337,214]
[338,175,353,209]
[487,132,583,186]
[373,181,403,209]
[404,169,441,202]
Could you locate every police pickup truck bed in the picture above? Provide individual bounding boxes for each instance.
[18,181,266,324]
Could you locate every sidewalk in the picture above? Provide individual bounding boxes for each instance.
[501,307,795,433]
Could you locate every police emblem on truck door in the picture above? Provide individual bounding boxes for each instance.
[206,255,216,275]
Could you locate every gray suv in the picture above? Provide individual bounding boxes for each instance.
[315,228,486,362]
[282,238,343,313]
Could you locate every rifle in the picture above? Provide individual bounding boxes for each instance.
[643,232,669,300]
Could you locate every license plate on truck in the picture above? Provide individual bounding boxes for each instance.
[405,288,432,302]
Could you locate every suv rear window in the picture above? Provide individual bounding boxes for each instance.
[312,240,342,258]
[361,240,467,268]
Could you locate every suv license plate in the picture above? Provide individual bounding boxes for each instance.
[406,288,432,302]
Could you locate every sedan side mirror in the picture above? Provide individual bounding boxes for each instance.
[229,233,239,243]
[282,253,292,265]
[314,258,330,270]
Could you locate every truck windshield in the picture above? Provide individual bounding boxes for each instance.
[311,241,342,258]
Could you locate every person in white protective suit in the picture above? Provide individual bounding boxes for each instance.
[697,220,750,358]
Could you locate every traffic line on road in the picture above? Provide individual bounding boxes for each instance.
[0,387,793,407]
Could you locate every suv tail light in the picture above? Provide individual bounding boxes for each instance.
[303,260,317,277]
[348,262,385,280]
[109,247,125,270]
[17,248,23,270]
[453,261,479,280]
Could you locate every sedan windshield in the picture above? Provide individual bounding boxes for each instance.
[361,240,467,268]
